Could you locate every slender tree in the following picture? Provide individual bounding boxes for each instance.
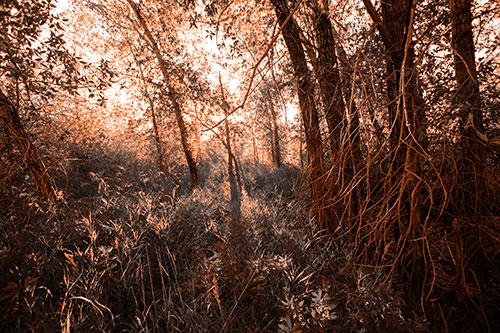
[131,48,168,174]
[0,90,54,199]
[263,85,282,167]
[219,74,243,243]
[127,0,199,187]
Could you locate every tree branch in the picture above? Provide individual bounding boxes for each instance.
[361,0,392,47]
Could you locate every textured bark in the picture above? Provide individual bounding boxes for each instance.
[450,0,485,168]
[127,0,199,187]
[265,87,282,167]
[311,0,361,216]
[135,57,167,174]
[449,0,488,296]
[382,0,414,151]
[363,0,426,181]
[312,1,348,156]
[363,0,425,159]
[363,0,426,295]
[0,90,54,199]
[383,0,423,222]
[271,0,335,231]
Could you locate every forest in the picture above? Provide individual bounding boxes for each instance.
[1,0,499,331]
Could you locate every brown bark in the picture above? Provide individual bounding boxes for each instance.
[310,0,362,218]
[383,0,423,223]
[383,0,416,151]
[134,53,167,174]
[450,0,486,183]
[363,0,426,294]
[363,0,426,182]
[265,87,282,167]
[271,0,335,232]
[449,0,489,298]
[450,0,484,134]
[127,0,199,187]
[0,89,54,199]
[312,1,349,157]
[363,0,425,159]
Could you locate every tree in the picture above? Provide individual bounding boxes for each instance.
[266,86,282,168]
[219,74,243,243]
[270,0,335,232]
[0,90,54,198]
[360,0,430,298]
[126,0,199,187]
[0,0,82,199]
[450,0,486,213]
[310,0,359,162]
[135,53,168,174]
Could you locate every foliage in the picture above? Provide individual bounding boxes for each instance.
[1,0,500,331]
[0,146,431,331]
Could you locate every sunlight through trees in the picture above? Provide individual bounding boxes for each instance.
[1,0,499,331]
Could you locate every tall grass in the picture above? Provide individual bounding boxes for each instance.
[0,149,428,331]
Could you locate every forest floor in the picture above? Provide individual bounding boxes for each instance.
[0,147,471,331]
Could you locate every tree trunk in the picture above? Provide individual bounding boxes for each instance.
[0,89,54,199]
[127,0,199,187]
[450,0,484,139]
[312,1,351,157]
[134,54,167,174]
[450,0,486,213]
[312,0,362,218]
[219,75,243,243]
[363,0,427,296]
[149,96,165,172]
[363,0,426,202]
[449,0,489,303]
[265,87,282,167]
[271,0,335,232]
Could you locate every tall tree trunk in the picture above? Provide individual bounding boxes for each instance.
[449,0,489,304]
[265,87,282,167]
[363,0,427,296]
[0,89,54,199]
[271,0,335,232]
[363,0,425,160]
[364,0,425,204]
[134,53,167,174]
[382,0,426,214]
[312,0,361,218]
[312,0,360,160]
[127,0,199,187]
[219,75,243,243]
[450,0,486,213]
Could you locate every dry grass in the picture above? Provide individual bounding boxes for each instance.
[0,148,433,332]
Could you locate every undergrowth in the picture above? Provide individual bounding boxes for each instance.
[0,149,429,332]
